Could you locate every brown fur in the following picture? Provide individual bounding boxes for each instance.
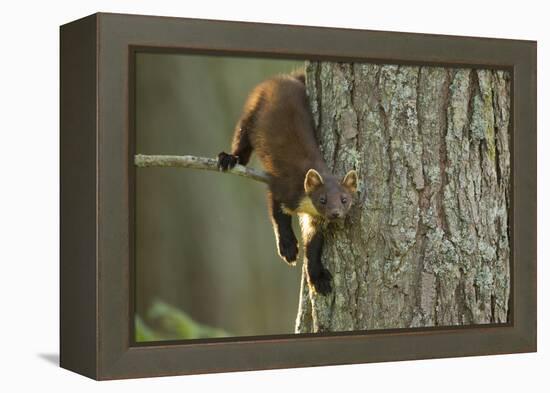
[217,72,358,295]
[246,75,327,207]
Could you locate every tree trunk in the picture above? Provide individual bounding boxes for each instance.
[295,62,511,333]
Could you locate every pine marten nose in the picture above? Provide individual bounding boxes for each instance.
[329,211,342,219]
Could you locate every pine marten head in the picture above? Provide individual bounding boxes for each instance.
[303,169,358,221]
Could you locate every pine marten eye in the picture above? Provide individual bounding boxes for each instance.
[341,196,348,204]
[319,196,327,204]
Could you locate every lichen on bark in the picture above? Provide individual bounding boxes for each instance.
[296,62,511,333]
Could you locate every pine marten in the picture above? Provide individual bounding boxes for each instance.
[217,72,358,295]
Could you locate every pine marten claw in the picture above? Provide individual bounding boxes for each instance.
[277,236,298,265]
[310,269,333,295]
[217,152,238,171]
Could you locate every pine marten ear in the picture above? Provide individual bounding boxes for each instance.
[341,170,358,193]
[304,169,324,193]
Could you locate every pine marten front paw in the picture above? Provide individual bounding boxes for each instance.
[277,236,298,265]
[310,268,333,295]
[217,152,239,171]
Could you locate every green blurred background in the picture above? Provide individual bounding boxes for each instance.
[135,53,304,341]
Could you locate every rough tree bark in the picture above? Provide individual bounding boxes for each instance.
[295,62,511,333]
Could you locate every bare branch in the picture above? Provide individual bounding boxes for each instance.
[134,154,270,184]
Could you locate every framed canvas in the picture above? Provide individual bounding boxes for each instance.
[60,12,537,380]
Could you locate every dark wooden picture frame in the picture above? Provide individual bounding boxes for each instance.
[60,12,537,380]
